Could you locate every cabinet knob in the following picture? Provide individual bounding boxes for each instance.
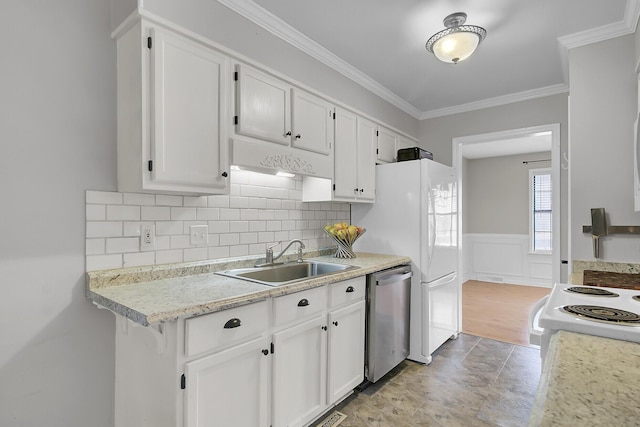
[345,286,355,293]
[359,189,364,193]
[295,134,301,139]
[322,326,328,331]
[285,131,292,136]
[354,188,359,194]
[333,321,339,326]
[262,349,269,356]
[221,171,228,178]
[223,318,241,329]
[297,298,310,307]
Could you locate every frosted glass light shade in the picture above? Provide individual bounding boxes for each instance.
[432,31,481,64]
[426,12,486,64]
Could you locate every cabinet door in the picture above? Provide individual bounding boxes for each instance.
[291,89,333,155]
[150,27,229,193]
[184,336,270,427]
[377,126,398,164]
[327,300,365,404]
[333,108,358,200]
[236,65,291,145]
[272,315,327,427]
[356,117,377,202]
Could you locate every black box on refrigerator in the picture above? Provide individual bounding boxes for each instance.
[397,147,433,162]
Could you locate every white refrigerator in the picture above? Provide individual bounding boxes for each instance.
[352,158,458,364]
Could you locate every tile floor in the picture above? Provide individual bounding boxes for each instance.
[327,334,542,427]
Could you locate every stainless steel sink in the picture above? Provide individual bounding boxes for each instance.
[216,261,358,286]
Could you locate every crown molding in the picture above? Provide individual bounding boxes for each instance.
[418,84,568,120]
[217,0,422,118]
[219,0,637,121]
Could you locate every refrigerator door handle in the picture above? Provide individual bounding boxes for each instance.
[426,273,457,290]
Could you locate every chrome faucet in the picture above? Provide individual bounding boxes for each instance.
[261,239,305,266]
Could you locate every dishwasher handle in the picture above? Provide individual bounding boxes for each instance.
[376,271,412,286]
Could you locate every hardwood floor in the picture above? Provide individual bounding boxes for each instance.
[462,280,550,346]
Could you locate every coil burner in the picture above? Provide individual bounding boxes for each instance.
[559,305,640,325]
[563,286,619,297]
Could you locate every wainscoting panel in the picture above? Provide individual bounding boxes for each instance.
[462,234,552,287]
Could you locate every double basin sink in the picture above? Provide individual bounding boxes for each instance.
[216,260,358,287]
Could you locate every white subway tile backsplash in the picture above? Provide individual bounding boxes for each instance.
[209,220,230,233]
[229,196,250,208]
[171,207,196,221]
[86,204,106,221]
[107,205,140,221]
[208,195,230,208]
[86,190,122,205]
[229,245,249,257]
[156,194,183,206]
[106,237,140,254]
[196,208,220,221]
[220,233,240,246]
[86,254,123,271]
[220,208,240,221]
[86,238,105,255]
[183,196,207,207]
[123,192,156,206]
[156,249,183,265]
[184,247,208,262]
[229,221,249,233]
[141,206,171,220]
[87,222,123,238]
[156,221,183,236]
[85,171,350,270]
[124,252,155,267]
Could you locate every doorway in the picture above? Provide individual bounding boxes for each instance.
[452,124,561,285]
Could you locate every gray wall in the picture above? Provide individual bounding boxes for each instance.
[569,34,639,262]
[464,152,551,234]
[0,1,116,426]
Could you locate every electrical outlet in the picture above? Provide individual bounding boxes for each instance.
[190,225,209,246]
[140,222,155,251]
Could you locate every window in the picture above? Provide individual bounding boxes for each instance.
[530,168,552,253]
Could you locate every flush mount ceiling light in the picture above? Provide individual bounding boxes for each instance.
[426,12,486,64]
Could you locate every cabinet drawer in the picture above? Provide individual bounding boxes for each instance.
[273,287,327,328]
[329,277,365,308]
[185,300,269,357]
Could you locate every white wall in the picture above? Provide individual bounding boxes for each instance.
[569,34,640,263]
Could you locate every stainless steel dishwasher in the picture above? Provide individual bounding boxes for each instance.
[365,265,412,383]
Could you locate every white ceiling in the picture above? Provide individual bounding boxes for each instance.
[218,0,638,119]
[461,133,552,159]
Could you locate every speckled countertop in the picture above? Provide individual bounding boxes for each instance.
[529,331,640,426]
[86,251,411,326]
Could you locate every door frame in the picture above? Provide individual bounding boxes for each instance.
[452,123,562,287]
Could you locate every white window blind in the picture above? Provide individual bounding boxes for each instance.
[531,170,552,252]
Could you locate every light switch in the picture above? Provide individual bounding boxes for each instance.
[190,225,209,246]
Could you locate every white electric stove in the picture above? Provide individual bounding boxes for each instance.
[530,283,640,363]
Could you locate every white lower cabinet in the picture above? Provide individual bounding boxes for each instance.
[327,300,366,404]
[272,315,328,427]
[113,277,366,427]
[184,336,270,427]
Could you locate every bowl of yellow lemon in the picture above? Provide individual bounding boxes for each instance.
[323,222,366,258]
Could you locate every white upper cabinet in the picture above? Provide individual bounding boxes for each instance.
[236,65,291,145]
[233,64,334,178]
[376,126,398,164]
[291,89,334,155]
[116,21,230,195]
[332,108,376,202]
